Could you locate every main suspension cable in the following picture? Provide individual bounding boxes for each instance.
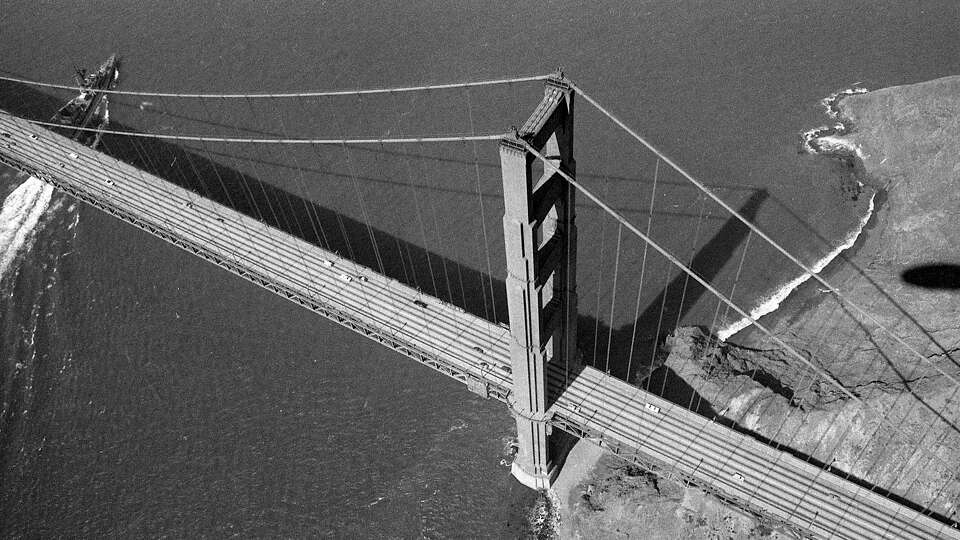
[567,79,960,389]
[521,140,960,480]
[519,139,859,404]
[19,118,506,144]
[0,73,553,98]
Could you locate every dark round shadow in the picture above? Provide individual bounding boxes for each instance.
[901,264,960,289]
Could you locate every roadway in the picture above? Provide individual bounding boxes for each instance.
[0,111,956,539]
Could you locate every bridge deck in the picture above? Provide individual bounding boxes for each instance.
[0,112,955,539]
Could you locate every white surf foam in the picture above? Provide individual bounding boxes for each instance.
[821,86,869,120]
[0,176,54,280]
[717,191,875,341]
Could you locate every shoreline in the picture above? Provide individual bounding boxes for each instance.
[799,86,869,154]
[557,73,960,539]
[717,86,875,342]
[717,190,875,341]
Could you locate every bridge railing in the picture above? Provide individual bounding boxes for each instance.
[535,79,960,524]
[3,69,958,526]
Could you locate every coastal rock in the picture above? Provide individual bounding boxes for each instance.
[563,76,960,538]
[674,76,960,517]
[839,75,960,265]
[662,327,960,513]
[744,75,960,393]
[560,451,792,539]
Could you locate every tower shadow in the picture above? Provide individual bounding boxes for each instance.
[572,190,767,416]
[1,79,759,416]
[4,79,958,530]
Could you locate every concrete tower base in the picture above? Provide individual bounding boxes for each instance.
[511,460,560,491]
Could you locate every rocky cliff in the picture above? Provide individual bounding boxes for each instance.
[562,76,960,537]
[674,75,960,521]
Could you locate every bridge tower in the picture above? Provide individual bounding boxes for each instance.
[499,74,577,490]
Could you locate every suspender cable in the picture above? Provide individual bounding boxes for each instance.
[430,196,455,304]
[349,93,388,277]
[274,103,331,251]
[465,88,499,324]
[390,99,426,294]
[520,140,858,402]
[591,178,611,368]
[676,194,708,412]
[521,139,960,480]
[260,99,333,299]
[693,229,752,416]
[653,263,676,398]
[568,79,960,389]
[213,97,265,222]
[412,141,440,298]
[626,158,659,385]
[604,223,623,374]
[246,97,306,240]
[238,96,323,298]
[568,86,960,495]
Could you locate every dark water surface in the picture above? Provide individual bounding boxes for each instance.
[2,1,959,537]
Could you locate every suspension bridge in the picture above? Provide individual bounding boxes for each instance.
[0,69,958,539]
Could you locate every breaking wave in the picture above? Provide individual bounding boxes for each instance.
[717,191,875,341]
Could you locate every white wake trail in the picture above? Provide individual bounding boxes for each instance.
[0,176,54,280]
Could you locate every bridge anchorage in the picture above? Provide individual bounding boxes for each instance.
[499,74,577,490]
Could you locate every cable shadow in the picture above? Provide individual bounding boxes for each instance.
[98,127,514,323]
[837,299,960,438]
[758,174,960,373]
[584,190,767,392]
[714,409,959,527]
[104,97,776,188]
[196,145,732,222]
[0,79,757,415]
[7,75,959,527]
[36,90,743,422]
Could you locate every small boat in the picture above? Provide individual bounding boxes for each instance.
[51,54,120,144]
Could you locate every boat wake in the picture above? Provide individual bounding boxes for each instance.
[0,175,54,284]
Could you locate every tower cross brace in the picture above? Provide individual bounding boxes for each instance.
[499,74,577,490]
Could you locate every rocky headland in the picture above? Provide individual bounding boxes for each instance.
[557,75,960,537]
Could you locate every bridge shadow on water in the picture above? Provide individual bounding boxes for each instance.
[6,82,959,526]
[0,79,754,420]
[105,128,772,426]
[589,190,768,416]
